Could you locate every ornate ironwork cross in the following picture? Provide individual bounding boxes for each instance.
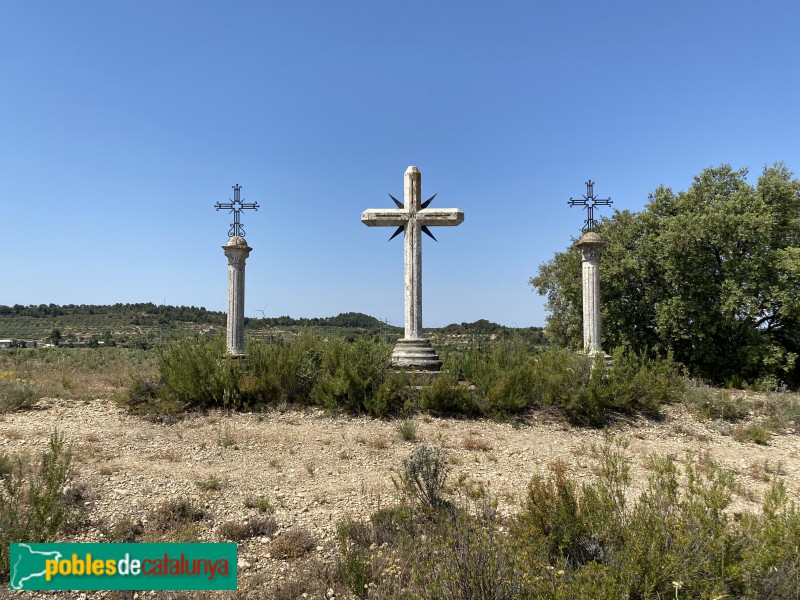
[215,184,259,237]
[567,180,612,232]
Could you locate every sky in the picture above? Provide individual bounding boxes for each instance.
[2,1,800,328]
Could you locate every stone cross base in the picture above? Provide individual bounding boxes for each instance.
[391,338,442,371]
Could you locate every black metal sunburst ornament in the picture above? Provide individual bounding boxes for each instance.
[386,192,439,241]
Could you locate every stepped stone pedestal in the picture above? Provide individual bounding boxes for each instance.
[391,338,442,371]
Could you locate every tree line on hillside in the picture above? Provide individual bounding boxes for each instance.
[532,163,800,387]
[2,305,540,337]
[0,303,226,325]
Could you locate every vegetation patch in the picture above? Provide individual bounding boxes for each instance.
[0,431,78,581]
[335,442,800,599]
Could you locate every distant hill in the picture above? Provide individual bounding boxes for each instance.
[0,304,545,348]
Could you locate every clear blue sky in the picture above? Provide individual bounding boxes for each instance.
[2,1,799,327]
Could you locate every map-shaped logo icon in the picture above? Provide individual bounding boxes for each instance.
[10,544,63,590]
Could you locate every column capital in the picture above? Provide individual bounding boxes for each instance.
[577,231,605,260]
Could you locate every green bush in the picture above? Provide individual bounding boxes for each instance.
[0,431,75,581]
[420,372,481,416]
[123,333,684,424]
[0,377,39,413]
[248,330,324,406]
[311,336,391,413]
[156,336,241,408]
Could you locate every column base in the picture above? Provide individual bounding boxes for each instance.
[587,350,612,368]
[391,338,442,371]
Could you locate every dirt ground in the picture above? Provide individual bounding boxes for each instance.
[2,396,798,599]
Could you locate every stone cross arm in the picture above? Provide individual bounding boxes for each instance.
[361,208,464,227]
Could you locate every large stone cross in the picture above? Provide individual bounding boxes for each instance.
[362,166,464,370]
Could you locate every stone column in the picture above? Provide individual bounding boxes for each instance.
[577,231,605,355]
[222,236,252,357]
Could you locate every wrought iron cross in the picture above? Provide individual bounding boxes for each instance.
[215,184,259,237]
[567,180,612,232]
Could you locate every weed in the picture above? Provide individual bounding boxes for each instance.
[681,380,751,421]
[396,420,417,442]
[196,475,223,492]
[732,423,771,444]
[216,422,237,448]
[4,429,22,440]
[102,516,144,543]
[244,495,273,514]
[218,516,277,541]
[0,452,11,478]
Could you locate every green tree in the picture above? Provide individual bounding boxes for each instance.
[531,164,800,386]
[49,329,61,347]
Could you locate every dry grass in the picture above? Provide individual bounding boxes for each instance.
[462,435,492,452]
[355,433,391,450]
[4,428,23,440]
[747,459,785,482]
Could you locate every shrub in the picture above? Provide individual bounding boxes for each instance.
[102,516,144,542]
[151,497,205,532]
[248,330,324,406]
[373,369,416,415]
[0,431,75,580]
[156,337,241,409]
[0,370,40,413]
[420,372,481,416]
[400,445,449,510]
[270,528,317,559]
[682,382,750,421]
[396,420,417,441]
[311,337,391,414]
[419,511,526,600]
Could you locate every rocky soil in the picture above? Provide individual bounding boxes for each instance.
[2,397,798,599]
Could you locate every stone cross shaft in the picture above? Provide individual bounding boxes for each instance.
[361,166,464,341]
